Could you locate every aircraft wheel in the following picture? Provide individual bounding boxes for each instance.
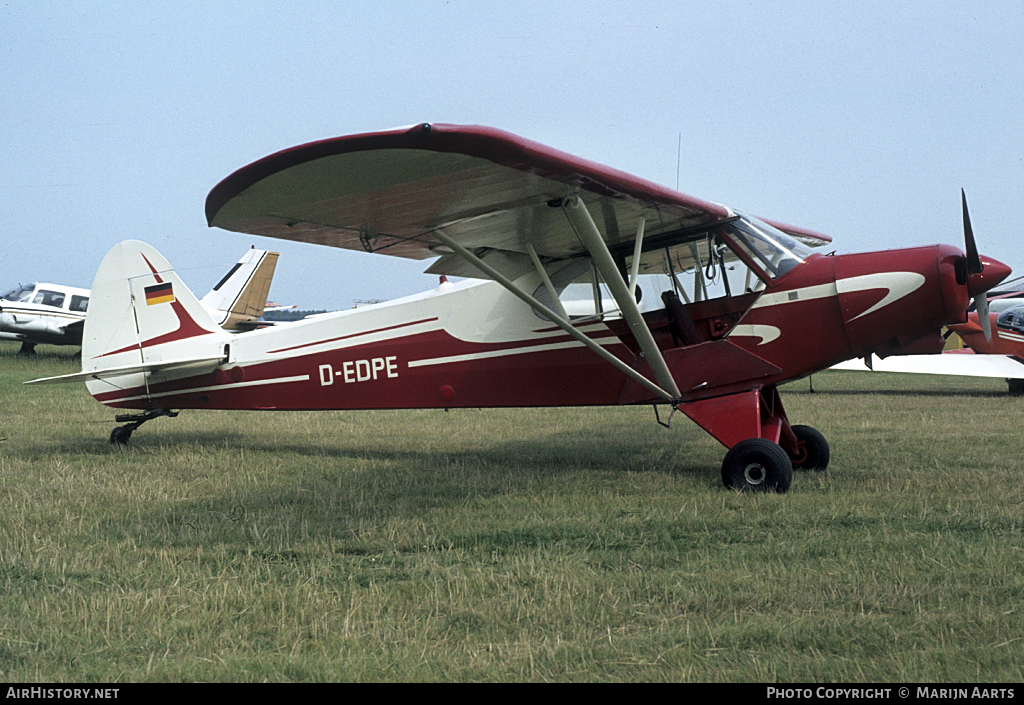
[790,425,830,471]
[721,439,792,493]
[109,426,132,445]
[1007,379,1024,397]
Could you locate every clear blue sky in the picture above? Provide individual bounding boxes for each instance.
[3,1,1021,309]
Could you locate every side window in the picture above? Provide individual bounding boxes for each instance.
[70,295,89,312]
[35,290,65,308]
[532,259,617,321]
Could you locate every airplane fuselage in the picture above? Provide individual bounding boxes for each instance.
[83,241,1000,439]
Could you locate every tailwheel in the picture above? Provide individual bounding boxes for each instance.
[109,426,133,445]
[107,408,179,445]
[790,424,830,471]
[721,439,793,493]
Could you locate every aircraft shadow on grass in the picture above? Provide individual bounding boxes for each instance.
[794,378,1009,399]
[59,422,711,479]
[51,424,719,551]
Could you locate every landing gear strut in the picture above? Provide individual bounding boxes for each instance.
[109,408,178,445]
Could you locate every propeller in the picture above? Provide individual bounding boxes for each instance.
[975,288,992,343]
[961,189,993,343]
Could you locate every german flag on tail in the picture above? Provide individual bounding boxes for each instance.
[145,282,174,306]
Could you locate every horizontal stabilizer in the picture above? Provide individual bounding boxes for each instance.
[25,355,226,386]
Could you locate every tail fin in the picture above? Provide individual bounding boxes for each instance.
[82,240,228,369]
[199,247,279,330]
[25,241,230,394]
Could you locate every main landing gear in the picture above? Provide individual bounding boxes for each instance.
[678,387,830,493]
[790,425,830,471]
[109,408,178,445]
[719,424,830,493]
[721,438,793,492]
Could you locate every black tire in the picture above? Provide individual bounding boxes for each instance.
[1007,379,1024,397]
[721,438,793,493]
[109,426,132,445]
[790,425,830,471]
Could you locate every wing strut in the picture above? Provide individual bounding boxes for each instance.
[628,217,645,299]
[526,243,569,322]
[560,197,683,400]
[429,228,676,403]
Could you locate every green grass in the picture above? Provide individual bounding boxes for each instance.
[1,342,1022,682]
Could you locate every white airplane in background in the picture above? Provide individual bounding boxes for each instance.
[1,247,283,355]
[0,282,90,354]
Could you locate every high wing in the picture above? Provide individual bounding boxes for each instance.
[205,123,830,280]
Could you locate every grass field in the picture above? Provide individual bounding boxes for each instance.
[1,342,1022,682]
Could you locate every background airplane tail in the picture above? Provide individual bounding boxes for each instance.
[82,241,228,371]
[199,247,280,330]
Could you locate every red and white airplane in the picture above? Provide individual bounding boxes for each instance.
[834,288,1024,395]
[27,124,1011,492]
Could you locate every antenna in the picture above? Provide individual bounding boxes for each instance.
[675,132,681,191]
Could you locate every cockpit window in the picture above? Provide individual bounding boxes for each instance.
[997,304,1024,334]
[718,215,812,280]
[1,283,35,303]
[529,213,816,322]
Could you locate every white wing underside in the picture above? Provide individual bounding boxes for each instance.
[832,354,1024,379]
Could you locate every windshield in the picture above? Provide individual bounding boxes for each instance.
[718,215,812,280]
[1,283,35,303]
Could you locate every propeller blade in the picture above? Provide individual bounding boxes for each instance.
[962,188,983,274]
[976,293,992,343]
